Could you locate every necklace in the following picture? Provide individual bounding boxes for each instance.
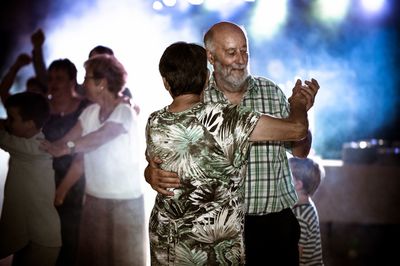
[51,98,77,117]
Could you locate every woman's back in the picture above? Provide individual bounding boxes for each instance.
[146,102,259,265]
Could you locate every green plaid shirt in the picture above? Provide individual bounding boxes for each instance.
[203,75,298,215]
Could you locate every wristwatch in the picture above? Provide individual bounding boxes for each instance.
[66,140,76,154]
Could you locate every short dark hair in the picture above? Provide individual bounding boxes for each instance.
[89,45,114,58]
[48,58,77,81]
[159,42,208,97]
[5,92,50,129]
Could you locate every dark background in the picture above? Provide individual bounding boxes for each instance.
[1,0,399,159]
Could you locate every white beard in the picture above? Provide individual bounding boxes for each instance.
[214,61,249,92]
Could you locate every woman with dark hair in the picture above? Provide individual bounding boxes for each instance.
[42,58,90,266]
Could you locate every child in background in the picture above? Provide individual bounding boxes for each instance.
[0,92,61,266]
[290,157,325,266]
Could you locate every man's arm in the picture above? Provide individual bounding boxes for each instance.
[144,155,180,196]
[288,78,319,157]
[292,130,312,158]
[250,80,309,142]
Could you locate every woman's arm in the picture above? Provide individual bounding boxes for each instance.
[72,121,126,153]
[41,121,126,157]
[40,120,83,156]
[54,154,84,206]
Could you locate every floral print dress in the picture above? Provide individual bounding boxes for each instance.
[146,102,260,265]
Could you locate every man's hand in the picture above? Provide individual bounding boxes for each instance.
[301,78,320,111]
[288,78,320,111]
[144,157,180,196]
[288,79,308,107]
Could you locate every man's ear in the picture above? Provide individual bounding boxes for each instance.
[206,50,214,65]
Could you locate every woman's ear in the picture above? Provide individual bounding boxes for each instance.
[162,77,171,92]
[99,78,107,90]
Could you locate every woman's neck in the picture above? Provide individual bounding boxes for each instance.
[99,95,122,123]
[168,94,201,113]
[50,96,80,116]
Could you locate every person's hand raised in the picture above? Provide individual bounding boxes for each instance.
[15,53,32,68]
[302,78,320,111]
[31,28,45,47]
[288,78,320,111]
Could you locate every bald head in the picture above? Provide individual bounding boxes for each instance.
[203,21,250,93]
[204,22,247,52]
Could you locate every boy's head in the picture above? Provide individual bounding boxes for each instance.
[289,157,325,197]
[5,92,50,137]
[159,42,208,98]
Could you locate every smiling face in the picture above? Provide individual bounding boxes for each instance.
[207,23,250,92]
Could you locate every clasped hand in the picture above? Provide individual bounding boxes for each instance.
[39,139,68,157]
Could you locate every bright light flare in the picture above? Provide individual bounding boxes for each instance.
[250,0,287,41]
[203,0,245,18]
[153,1,163,10]
[249,0,287,40]
[162,0,176,7]
[313,0,350,23]
[187,0,204,5]
[361,0,385,13]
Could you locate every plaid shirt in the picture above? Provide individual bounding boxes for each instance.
[203,75,298,215]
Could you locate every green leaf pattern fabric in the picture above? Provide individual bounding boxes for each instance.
[146,102,260,265]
